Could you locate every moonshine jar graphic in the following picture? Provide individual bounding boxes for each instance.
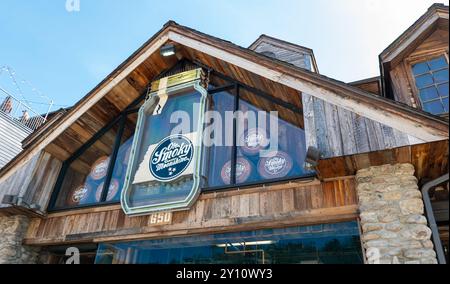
[121,69,208,216]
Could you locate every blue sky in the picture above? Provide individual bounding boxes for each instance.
[0,0,448,113]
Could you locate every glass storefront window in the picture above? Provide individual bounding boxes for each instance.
[103,113,137,203]
[52,70,315,210]
[52,112,138,209]
[205,86,313,188]
[236,92,312,184]
[54,123,121,208]
[204,90,235,187]
[95,222,363,264]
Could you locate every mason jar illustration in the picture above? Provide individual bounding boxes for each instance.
[121,69,208,216]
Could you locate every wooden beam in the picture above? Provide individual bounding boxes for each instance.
[167,30,448,141]
[23,206,358,246]
[382,13,444,63]
[2,22,448,186]
[0,34,169,184]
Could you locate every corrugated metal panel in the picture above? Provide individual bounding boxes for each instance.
[0,111,32,169]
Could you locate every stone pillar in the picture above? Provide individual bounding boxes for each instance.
[0,215,40,264]
[356,163,438,264]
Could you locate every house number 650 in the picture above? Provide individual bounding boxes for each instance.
[149,212,172,225]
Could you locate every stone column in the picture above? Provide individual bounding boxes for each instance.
[0,215,40,264]
[356,163,438,264]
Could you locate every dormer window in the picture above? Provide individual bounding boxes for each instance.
[412,55,449,115]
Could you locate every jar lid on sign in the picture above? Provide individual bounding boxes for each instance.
[221,157,253,185]
[90,156,110,180]
[258,151,293,180]
[67,184,91,206]
[239,128,269,156]
[96,179,120,202]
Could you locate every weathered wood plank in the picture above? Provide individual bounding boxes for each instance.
[337,108,358,155]
[312,98,332,157]
[24,178,358,245]
[302,93,318,150]
[352,113,371,154]
[324,101,344,156]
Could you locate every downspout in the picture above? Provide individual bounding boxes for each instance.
[421,173,449,264]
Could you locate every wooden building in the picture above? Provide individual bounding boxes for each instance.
[0,3,448,264]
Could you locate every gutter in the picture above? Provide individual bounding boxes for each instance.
[421,173,449,264]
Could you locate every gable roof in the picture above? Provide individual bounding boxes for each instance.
[380,3,449,67]
[249,34,320,73]
[0,21,448,183]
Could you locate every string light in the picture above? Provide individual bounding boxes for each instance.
[0,65,63,129]
[0,65,53,103]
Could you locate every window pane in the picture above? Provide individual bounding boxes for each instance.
[95,222,363,264]
[236,88,313,184]
[428,56,448,71]
[433,69,449,84]
[413,56,448,115]
[419,87,439,101]
[206,91,235,187]
[55,122,121,208]
[205,86,313,189]
[236,100,267,184]
[415,74,434,88]
[437,83,449,97]
[103,113,138,203]
[423,100,445,115]
[412,62,429,75]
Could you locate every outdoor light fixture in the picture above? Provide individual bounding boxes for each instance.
[160,44,176,57]
[305,146,321,169]
[2,195,19,205]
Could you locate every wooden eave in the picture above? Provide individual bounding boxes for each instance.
[380,4,449,69]
[318,139,449,182]
[0,21,449,184]
[348,76,381,86]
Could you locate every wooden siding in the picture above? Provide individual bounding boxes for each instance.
[251,37,427,158]
[302,94,419,159]
[389,28,449,108]
[0,151,62,212]
[24,178,358,245]
[0,151,40,209]
[390,29,449,107]
[251,41,313,71]
[1,23,448,186]
[0,111,32,169]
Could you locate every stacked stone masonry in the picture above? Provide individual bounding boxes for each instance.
[0,215,40,264]
[357,163,438,264]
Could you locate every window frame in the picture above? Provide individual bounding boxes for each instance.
[203,70,315,191]
[48,69,315,213]
[47,98,145,212]
[406,51,449,115]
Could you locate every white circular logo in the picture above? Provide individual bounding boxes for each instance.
[150,135,194,182]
